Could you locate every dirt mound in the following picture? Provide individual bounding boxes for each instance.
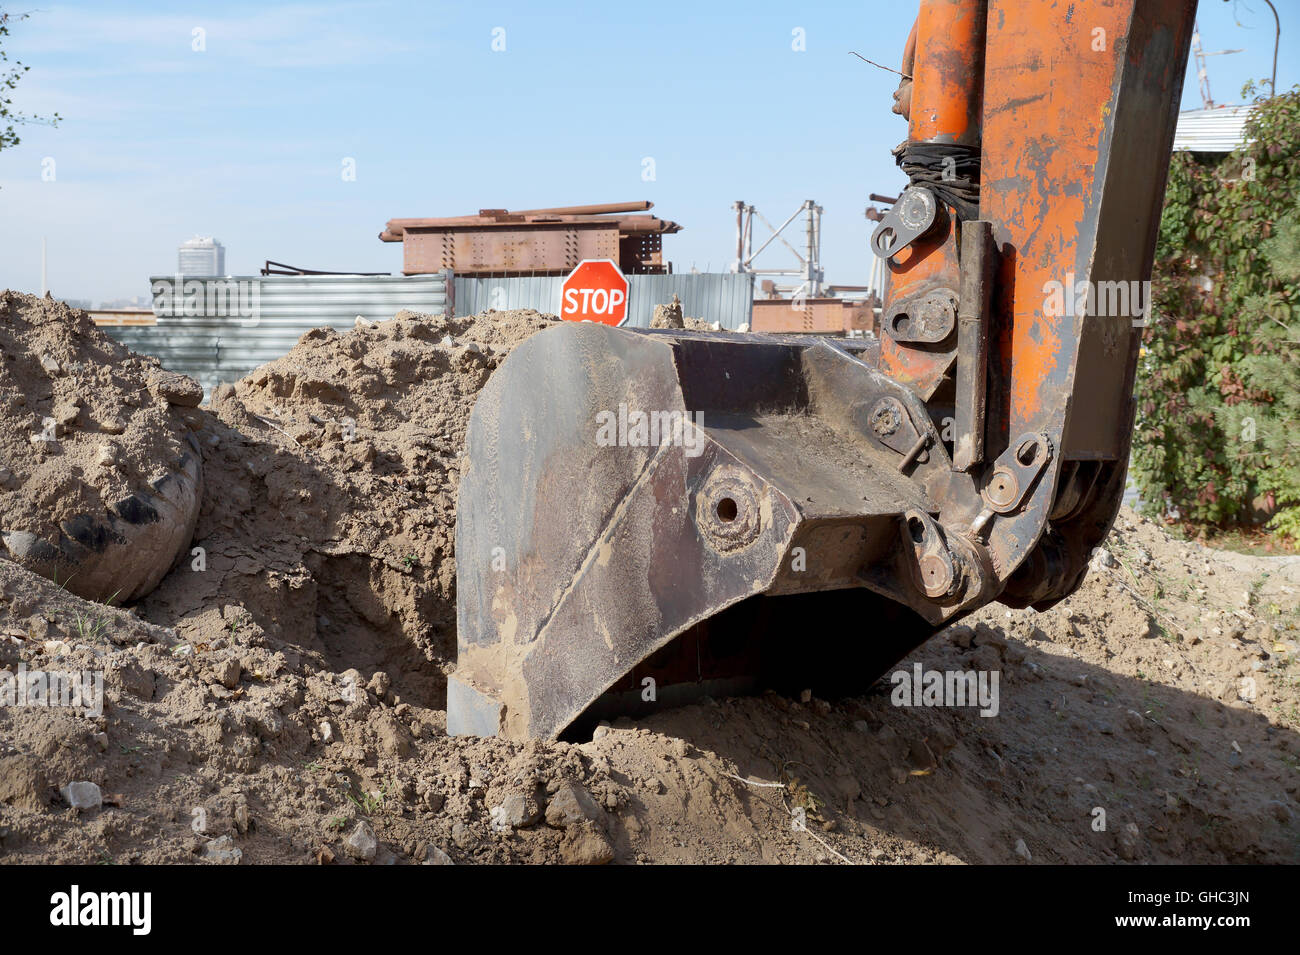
[0,292,201,604]
[134,308,558,713]
[0,303,1296,865]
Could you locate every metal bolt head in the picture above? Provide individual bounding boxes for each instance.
[870,398,902,437]
[898,188,937,231]
[919,554,955,598]
[985,467,1019,509]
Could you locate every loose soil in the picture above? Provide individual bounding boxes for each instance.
[0,293,1296,865]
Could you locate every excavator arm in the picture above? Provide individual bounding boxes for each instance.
[448,0,1197,739]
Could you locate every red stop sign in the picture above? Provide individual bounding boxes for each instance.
[560,259,629,326]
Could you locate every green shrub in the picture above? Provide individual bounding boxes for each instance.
[1133,85,1300,536]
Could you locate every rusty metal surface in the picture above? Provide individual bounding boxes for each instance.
[751,299,874,334]
[381,202,681,276]
[977,0,1196,591]
[451,323,990,739]
[953,219,995,470]
[89,310,157,327]
[401,223,621,276]
[910,0,986,145]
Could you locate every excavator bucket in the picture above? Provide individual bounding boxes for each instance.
[448,0,1198,740]
[450,326,973,738]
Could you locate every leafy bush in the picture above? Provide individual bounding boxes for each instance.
[1133,86,1300,537]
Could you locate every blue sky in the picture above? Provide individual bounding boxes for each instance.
[0,0,1294,302]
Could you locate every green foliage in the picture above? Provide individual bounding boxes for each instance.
[1133,86,1300,536]
[1,9,61,152]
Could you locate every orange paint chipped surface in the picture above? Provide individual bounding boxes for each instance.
[911,0,986,145]
[981,0,1131,432]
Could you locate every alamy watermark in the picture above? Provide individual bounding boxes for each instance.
[151,276,261,327]
[1042,273,1152,327]
[594,403,706,458]
[890,663,999,717]
[50,885,151,935]
[1,663,104,717]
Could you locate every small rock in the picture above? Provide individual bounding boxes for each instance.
[545,780,604,829]
[947,625,976,648]
[561,821,615,865]
[497,790,542,829]
[39,353,62,375]
[213,657,241,690]
[650,299,685,329]
[149,370,204,407]
[201,834,243,864]
[1089,547,1117,572]
[373,713,411,759]
[343,820,378,861]
[423,845,454,865]
[1014,838,1032,862]
[61,781,102,812]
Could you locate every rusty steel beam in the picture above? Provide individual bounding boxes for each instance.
[953,220,995,471]
[492,201,653,217]
[382,204,674,240]
[384,203,682,275]
[981,0,1197,604]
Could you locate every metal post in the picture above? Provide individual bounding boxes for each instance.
[732,201,746,273]
[805,200,816,295]
[1262,0,1280,98]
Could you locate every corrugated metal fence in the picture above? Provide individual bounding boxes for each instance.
[100,271,751,399]
[452,272,754,329]
[103,273,450,395]
[1173,105,1256,153]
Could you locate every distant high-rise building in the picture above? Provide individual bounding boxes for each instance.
[178,236,226,276]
